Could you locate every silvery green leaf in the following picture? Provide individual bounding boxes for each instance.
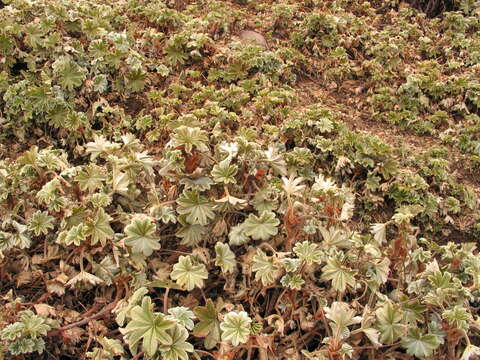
[282,174,305,197]
[75,165,106,192]
[176,190,215,226]
[214,242,236,274]
[264,146,287,176]
[170,256,208,291]
[85,208,114,246]
[370,257,390,285]
[340,191,355,221]
[122,297,175,356]
[283,258,301,272]
[115,287,149,327]
[214,195,247,212]
[401,329,441,358]
[219,142,239,158]
[52,57,87,91]
[370,223,387,245]
[176,222,207,247]
[375,301,405,344]
[280,273,305,290]
[312,174,337,194]
[150,205,177,224]
[461,344,480,360]
[243,212,279,241]
[193,299,220,349]
[124,215,160,256]
[293,241,322,265]
[220,311,252,346]
[252,187,278,213]
[363,328,381,346]
[28,211,55,236]
[93,256,119,286]
[252,250,279,286]
[228,224,250,246]
[57,224,88,247]
[179,177,214,191]
[158,324,194,360]
[168,126,209,153]
[166,307,196,331]
[85,135,120,161]
[93,74,108,93]
[211,158,238,184]
[321,256,356,293]
[324,302,362,340]
[442,305,472,332]
[319,226,350,248]
[111,169,130,195]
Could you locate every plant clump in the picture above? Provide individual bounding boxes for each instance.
[0,0,480,359]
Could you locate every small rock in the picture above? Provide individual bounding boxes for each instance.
[239,30,268,49]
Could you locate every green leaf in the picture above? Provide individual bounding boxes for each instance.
[85,208,114,246]
[159,325,194,360]
[86,336,125,359]
[211,159,238,184]
[442,305,472,332]
[20,310,53,337]
[321,256,356,292]
[75,165,106,192]
[461,344,480,360]
[93,256,119,286]
[193,300,219,338]
[324,302,362,340]
[52,57,87,91]
[166,307,196,331]
[92,74,108,93]
[124,215,160,256]
[370,223,387,245]
[293,241,322,265]
[11,221,31,249]
[176,218,207,247]
[214,194,247,212]
[375,301,405,344]
[170,256,208,291]
[111,169,130,195]
[57,224,88,247]
[0,310,58,356]
[282,175,305,197]
[243,212,280,241]
[264,147,287,176]
[401,328,441,358]
[179,177,214,191]
[17,146,39,168]
[115,287,149,327]
[214,242,236,274]
[176,190,215,226]
[150,205,177,224]
[252,250,279,286]
[220,311,252,346]
[125,67,147,92]
[169,126,209,153]
[280,274,305,290]
[28,211,55,236]
[85,135,120,161]
[122,297,175,357]
[228,224,250,246]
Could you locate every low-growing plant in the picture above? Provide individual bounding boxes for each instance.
[1,0,480,359]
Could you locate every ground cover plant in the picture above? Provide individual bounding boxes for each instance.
[1,0,480,359]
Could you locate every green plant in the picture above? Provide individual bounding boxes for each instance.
[1,0,480,359]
